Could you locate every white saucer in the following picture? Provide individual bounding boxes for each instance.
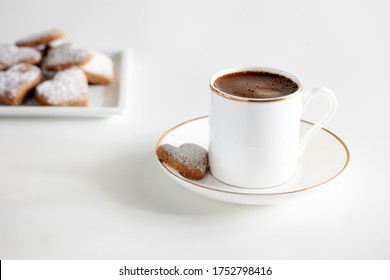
[156,116,350,205]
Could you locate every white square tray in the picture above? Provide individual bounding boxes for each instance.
[0,49,131,117]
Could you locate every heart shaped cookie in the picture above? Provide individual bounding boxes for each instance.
[0,44,42,70]
[0,63,42,105]
[44,43,93,71]
[16,28,65,47]
[156,143,208,180]
[82,51,114,84]
[35,67,88,106]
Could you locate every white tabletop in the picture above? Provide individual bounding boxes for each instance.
[0,0,389,259]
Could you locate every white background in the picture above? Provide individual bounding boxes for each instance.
[0,0,389,259]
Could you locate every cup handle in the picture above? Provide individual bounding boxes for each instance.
[298,87,337,157]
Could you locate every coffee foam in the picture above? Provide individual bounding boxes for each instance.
[214,71,299,99]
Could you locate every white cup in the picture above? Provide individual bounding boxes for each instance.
[209,67,337,189]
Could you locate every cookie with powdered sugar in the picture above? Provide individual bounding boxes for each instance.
[35,67,88,106]
[156,143,208,180]
[47,38,65,49]
[0,44,41,70]
[82,51,114,84]
[16,28,65,48]
[44,43,92,71]
[0,63,42,105]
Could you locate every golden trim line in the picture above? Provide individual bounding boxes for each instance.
[156,116,350,196]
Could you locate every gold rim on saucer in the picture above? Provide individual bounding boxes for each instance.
[155,116,350,196]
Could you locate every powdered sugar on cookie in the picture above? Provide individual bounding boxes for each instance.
[161,144,208,171]
[82,51,114,84]
[0,63,42,104]
[47,38,65,48]
[0,44,41,70]
[36,67,88,106]
[156,143,208,180]
[44,43,92,71]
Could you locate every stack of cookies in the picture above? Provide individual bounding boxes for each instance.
[0,29,114,106]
